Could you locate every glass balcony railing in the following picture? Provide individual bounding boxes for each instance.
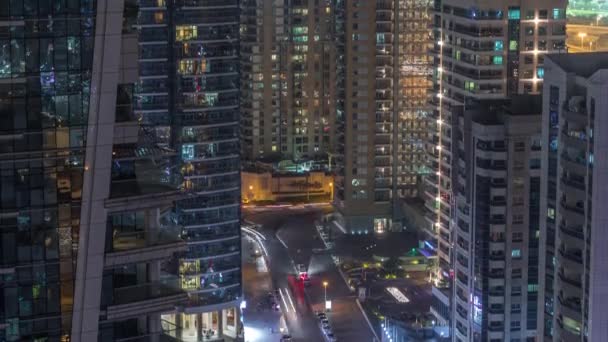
[111,224,185,252]
[110,278,185,307]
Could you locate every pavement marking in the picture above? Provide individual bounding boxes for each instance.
[278,288,290,313]
[276,232,289,249]
[244,231,269,258]
[242,226,266,240]
[355,298,380,341]
[284,287,297,314]
[332,220,347,234]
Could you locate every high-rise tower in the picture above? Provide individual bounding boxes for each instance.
[426,0,567,339]
[0,1,243,341]
[333,0,432,233]
[240,0,336,161]
[538,52,608,342]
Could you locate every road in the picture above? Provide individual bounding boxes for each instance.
[241,235,288,342]
[243,205,377,342]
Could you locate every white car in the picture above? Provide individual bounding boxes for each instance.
[322,323,332,333]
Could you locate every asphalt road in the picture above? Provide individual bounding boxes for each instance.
[243,205,377,342]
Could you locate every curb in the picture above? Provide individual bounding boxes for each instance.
[355,298,380,342]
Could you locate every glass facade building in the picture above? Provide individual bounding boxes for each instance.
[0,0,242,341]
[0,1,98,340]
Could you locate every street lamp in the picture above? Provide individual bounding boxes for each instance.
[329,182,333,202]
[323,281,328,302]
[579,32,587,49]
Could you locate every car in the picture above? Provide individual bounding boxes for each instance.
[280,334,292,342]
[322,323,332,332]
[321,319,329,325]
[326,332,338,341]
[316,312,327,319]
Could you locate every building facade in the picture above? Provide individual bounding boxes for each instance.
[0,0,243,341]
[452,97,542,341]
[333,0,432,234]
[538,53,608,341]
[135,0,243,340]
[240,0,336,161]
[0,1,124,340]
[425,0,567,339]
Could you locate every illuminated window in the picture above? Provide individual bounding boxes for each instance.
[509,40,518,51]
[536,67,544,79]
[464,81,476,92]
[493,56,503,65]
[182,144,194,160]
[293,26,308,35]
[511,249,521,258]
[154,11,164,23]
[494,40,503,51]
[547,207,555,220]
[553,8,564,20]
[176,25,198,41]
[508,7,521,20]
[178,60,195,74]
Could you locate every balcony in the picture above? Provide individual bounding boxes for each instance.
[560,200,584,217]
[560,175,585,193]
[559,224,584,240]
[105,225,187,268]
[556,318,582,340]
[558,272,582,290]
[558,295,582,319]
[105,279,188,321]
[559,247,583,265]
[489,251,505,260]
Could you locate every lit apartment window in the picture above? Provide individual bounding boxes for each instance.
[512,249,522,258]
[176,25,198,41]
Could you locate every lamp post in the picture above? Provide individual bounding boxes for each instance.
[579,32,587,49]
[329,182,333,202]
[323,281,328,303]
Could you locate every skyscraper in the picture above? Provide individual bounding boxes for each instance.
[426,0,566,339]
[333,0,432,233]
[0,1,242,341]
[538,52,608,341]
[0,1,123,340]
[135,0,242,340]
[450,96,543,341]
[240,0,336,161]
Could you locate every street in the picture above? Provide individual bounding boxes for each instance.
[242,205,377,342]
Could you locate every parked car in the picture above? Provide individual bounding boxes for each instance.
[326,332,338,341]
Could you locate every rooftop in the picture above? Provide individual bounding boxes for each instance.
[546,52,608,78]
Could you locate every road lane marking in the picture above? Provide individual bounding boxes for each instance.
[332,220,347,234]
[242,226,266,240]
[276,233,289,249]
[278,288,290,313]
[284,287,297,314]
